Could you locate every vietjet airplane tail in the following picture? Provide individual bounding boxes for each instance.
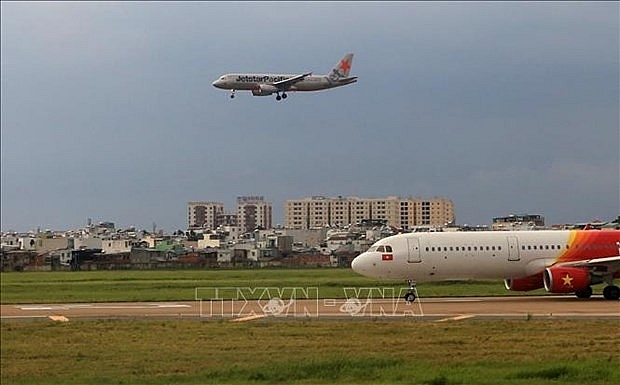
[328,53,355,81]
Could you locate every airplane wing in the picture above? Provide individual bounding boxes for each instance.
[557,255,620,272]
[273,72,312,90]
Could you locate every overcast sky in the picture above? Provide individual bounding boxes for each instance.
[1,1,618,233]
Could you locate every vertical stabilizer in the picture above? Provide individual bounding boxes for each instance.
[328,53,354,80]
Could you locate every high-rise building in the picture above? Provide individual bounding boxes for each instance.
[284,196,454,230]
[236,196,272,233]
[188,197,273,233]
[187,202,224,230]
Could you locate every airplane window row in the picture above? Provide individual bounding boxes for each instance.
[522,245,563,250]
[426,246,502,252]
[425,243,614,253]
[369,242,616,255]
[565,243,615,250]
[521,243,614,251]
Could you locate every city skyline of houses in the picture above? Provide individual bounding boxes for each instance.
[2,202,617,272]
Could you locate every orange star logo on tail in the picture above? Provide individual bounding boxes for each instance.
[339,59,351,73]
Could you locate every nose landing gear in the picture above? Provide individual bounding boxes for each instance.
[404,279,419,303]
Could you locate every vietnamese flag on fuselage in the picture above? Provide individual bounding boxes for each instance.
[382,254,393,261]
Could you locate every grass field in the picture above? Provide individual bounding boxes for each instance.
[0,269,551,304]
[2,318,619,385]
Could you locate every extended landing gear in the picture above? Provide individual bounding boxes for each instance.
[275,92,287,101]
[404,279,418,303]
[574,285,619,300]
[404,292,416,303]
[603,285,620,300]
[229,90,236,99]
[575,286,593,299]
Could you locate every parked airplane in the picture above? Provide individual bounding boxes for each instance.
[212,53,357,101]
[351,229,620,302]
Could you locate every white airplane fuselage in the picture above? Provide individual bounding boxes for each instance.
[212,73,356,92]
[351,229,620,299]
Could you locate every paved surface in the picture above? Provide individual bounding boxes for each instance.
[2,296,619,321]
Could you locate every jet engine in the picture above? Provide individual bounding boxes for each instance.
[504,273,544,291]
[543,266,590,293]
[251,84,278,96]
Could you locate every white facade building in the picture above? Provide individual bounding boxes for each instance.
[285,196,455,230]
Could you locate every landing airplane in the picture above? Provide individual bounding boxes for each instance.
[351,229,620,302]
[212,53,357,101]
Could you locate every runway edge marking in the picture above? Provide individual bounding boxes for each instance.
[436,314,475,322]
[230,314,266,323]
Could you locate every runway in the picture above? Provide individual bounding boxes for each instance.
[2,296,619,321]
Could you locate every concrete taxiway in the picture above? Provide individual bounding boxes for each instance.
[2,296,619,321]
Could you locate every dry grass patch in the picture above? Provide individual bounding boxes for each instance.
[2,319,619,384]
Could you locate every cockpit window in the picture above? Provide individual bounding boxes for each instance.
[367,245,393,253]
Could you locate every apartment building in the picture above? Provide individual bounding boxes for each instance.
[285,196,454,230]
[188,197,273,233]
[237,196,272,233]
[187,202,225,230]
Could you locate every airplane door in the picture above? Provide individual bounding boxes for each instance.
[507,236,520,261]
[407,237,421,263]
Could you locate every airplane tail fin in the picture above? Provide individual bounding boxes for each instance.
[328,53,354,80]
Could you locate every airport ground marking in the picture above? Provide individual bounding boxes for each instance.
[436,314,475,322]
[230,314,266,322]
